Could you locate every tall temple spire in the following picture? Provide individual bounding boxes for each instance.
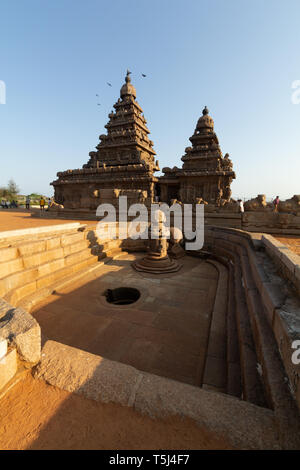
[84,69,158,171]
[51,70,160,209]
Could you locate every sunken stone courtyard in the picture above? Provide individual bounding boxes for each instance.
[0,70,300,451]
[0,218,300,450]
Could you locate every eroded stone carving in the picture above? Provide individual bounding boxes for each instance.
[160,107,236,205]
[51,71,159,211]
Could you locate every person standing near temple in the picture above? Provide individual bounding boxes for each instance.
[40,196,45,213]
[237,199,244,213]
[26,196,30,210]
[273,196,280,212]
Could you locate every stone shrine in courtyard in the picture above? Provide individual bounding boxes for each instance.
[51,70,160,212]
[159,106,236,205]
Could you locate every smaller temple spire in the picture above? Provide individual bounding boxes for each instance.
[202,106,209,115]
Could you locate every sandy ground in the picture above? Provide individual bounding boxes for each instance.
[0,372,231,450]
[0,209,92,232]
[275,235,300,256]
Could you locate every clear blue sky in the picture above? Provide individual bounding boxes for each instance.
[1,0,299,200]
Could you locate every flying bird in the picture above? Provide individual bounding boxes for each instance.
[107,82,112,87]
[96,94,99,96]
[97,103,101,106]
[141,73,146,77]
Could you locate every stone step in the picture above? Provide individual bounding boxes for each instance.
[104,247,124,258]
[11,255,99,306]
[0,257,24,278]
[211,244,267,407]
[0,243,99,301]
[0,229,124,302]
[0,224,87,245]
[230,255,267,407]
[18,257,110,313]
[0,246,19,262]
[0,266,39,298]
[202,260,228,393]
[226,264,242,398]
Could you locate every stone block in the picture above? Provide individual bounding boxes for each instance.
[60,232,85,247]
[45,237,61,250]
[260,282,286,325]
[2,268,39,293]
[63,240,89,256]
[278,249,300,273]
[0,299,41,364]
[262,234,286,250]
[65,249,92,266]
[18,240,46,256]
[0,348,17,390]
[0,258,23,278]
[273,308,300,410]
[134,373,279,450]
[8,281,37,305]
[203,355,227,390]
[34,340,143,406]
[0,247,19,262]
[0,280,5,297]
[23,247,64,269]
[36,269,66,290]
[38,258,65,277]
[0,222,81,241]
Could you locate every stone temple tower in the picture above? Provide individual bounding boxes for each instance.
[159,106,236,205]
[51,70,160,212]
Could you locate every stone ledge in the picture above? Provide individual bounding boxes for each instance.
[0,223,85,241]
[261,234,300,296]
[0,298,41,364]
[34,339,284,449]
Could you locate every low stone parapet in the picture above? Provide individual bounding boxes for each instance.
[0,298,41,393]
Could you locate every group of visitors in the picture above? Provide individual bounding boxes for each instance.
[237,196,280,214]
[39,197,52,212]
[1,199,18,209]
[25,196,52,212]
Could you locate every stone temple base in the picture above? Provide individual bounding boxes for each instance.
[132,252,182,274]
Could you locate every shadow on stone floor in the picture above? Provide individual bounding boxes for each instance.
[31,254,218,387]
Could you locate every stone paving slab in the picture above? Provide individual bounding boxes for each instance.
[32,254,218,386]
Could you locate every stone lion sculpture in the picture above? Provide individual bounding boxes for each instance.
[278,195,300,214]
[244,194,272,211]
[49,201,64,211]
[220,198,239,212]
[195,197,208,205]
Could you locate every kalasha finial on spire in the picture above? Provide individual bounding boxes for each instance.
[202,106,209,115]
[120,69,136,99]
[125,69,132,83]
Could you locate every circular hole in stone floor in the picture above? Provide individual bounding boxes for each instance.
[104,287,141,306]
